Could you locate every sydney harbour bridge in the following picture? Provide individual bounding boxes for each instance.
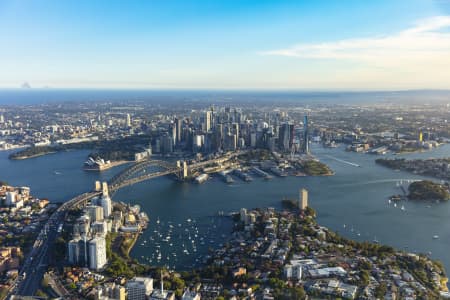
[14,152,243,297]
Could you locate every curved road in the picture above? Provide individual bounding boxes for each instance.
[10,192,100,298]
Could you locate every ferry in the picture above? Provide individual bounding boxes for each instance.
[218,171,234,184]
[233,169,253,182]
[251,167,273,180]
[194,173,209,184]
[269,167,288,177]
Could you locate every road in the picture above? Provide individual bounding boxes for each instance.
[9,192,100,298]
[9,153,247,298]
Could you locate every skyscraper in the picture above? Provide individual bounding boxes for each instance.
[68,237,81,265]
[88,236,107,270]
[175,118,182,145]
[278,123,291,151]
[86,205,104,222]
[205,111,212,132]
[302,115,310,154]
[299,188,308,210]
[126,277,154,300]
[126,113,132,127]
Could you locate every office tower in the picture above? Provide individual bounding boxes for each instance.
[86,205,104,222]
[250,133,257,148]
[224,133,237,151]
[154,139,161,153]
[5,191,17,206]
[302,115,310,154]
[91,220,108,236]
[175,118,182,145]
[68,237,81,264]
[126,277,154,300]
[232,122,240,139]
[193,134,204,152]
[75,215,91,236]
[126,113,132,127]
[240,208,247,222]
[238,137,245,148]
[214,123,223,149]
[99,194,112,218]
[267,136,276,151]
[205,110,212,132]
[299,188,308,210]
[0,115,4,123]
[88,236,107,270]
[278,123,291,151]
[77,236,89,267]
[161,134,174,154]
[170,124,177,146]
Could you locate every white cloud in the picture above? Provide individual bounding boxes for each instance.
[261,16,450,64]
[258,16,450,89]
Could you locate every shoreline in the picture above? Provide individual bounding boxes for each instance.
[10,151,57,160]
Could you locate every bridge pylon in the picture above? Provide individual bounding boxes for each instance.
[176,160,189,180]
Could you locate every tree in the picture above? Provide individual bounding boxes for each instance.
[360,270,370,286]
[375,282,387,298]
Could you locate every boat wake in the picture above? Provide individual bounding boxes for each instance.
[324,155,360,167]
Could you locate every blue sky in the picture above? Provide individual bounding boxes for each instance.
[1,0,450,89]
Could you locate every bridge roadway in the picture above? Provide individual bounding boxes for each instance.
[108,151,245,191]
[11,191,101,299]
[11,152,246,298]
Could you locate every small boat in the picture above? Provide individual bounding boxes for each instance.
[156,218,160,224]
[433,235,439,239]
[401,205,405,211]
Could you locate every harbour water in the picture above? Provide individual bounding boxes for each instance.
[0,144,449,272]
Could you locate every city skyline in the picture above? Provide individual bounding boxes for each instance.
[1,0,450,90]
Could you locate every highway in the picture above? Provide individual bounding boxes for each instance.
[10,192,100,298]
[9,153,245,298]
